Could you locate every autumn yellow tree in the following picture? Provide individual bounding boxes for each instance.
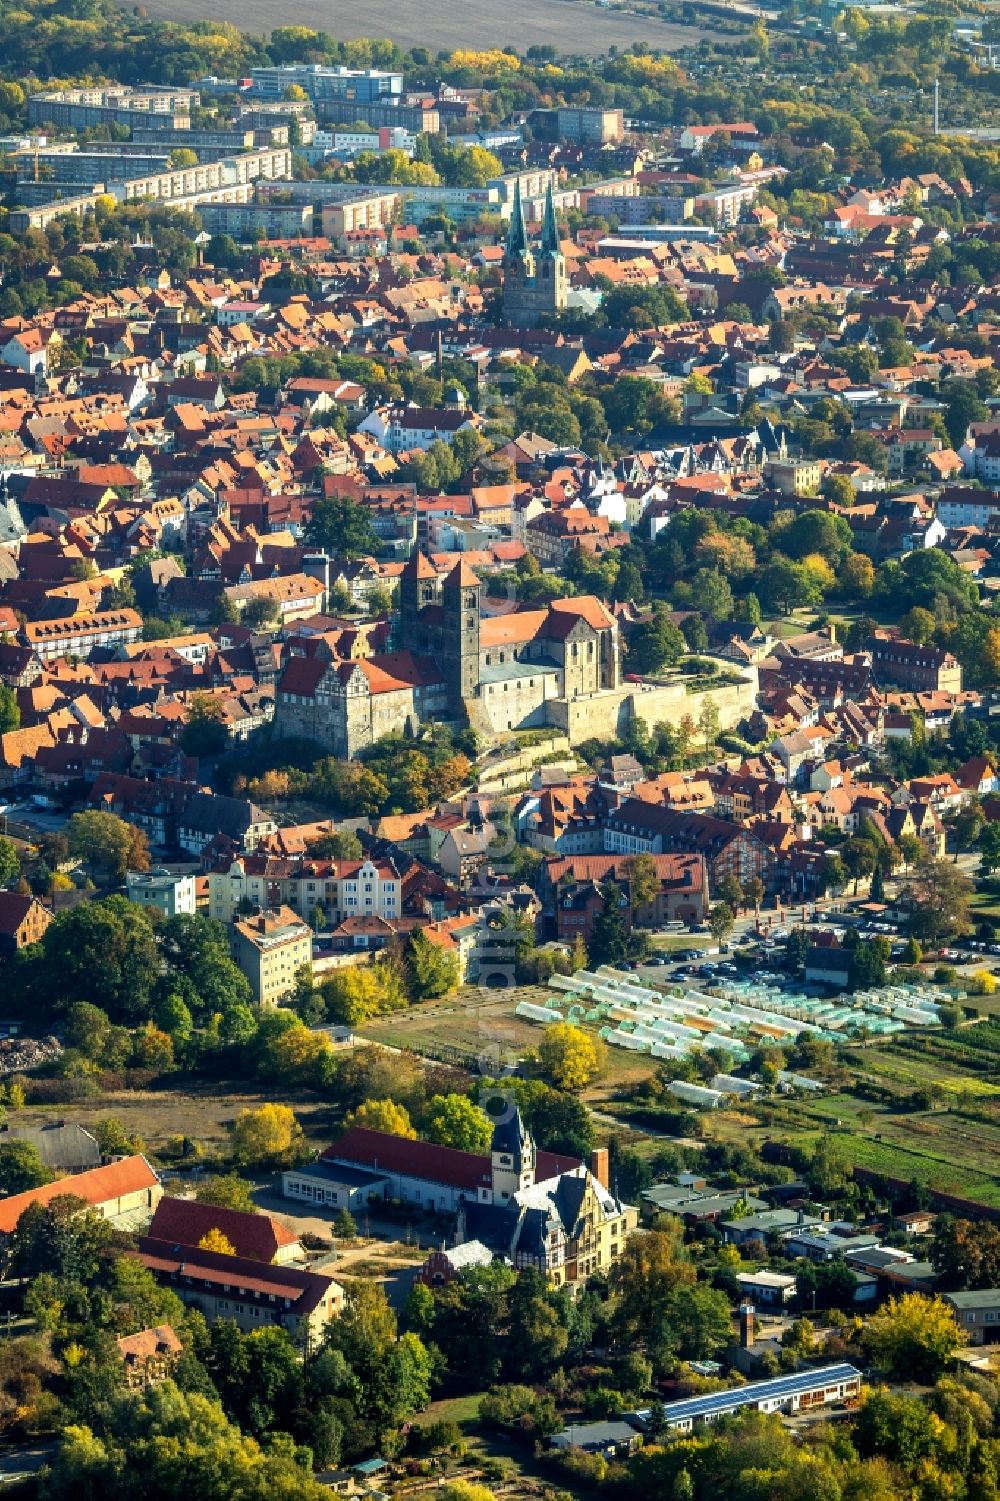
[863,1293,965,1382]
[231,1103,303,1168]
[198,1228,236,1256]
[344,1099,416,1138]
[537,1022,606,1091]
[321,959,407,1025]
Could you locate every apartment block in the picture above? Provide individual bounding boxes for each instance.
[231,905,313,1006]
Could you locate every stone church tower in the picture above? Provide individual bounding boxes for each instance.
[442,558,481,709]
[397,550,481,715]
[502,179,567,328]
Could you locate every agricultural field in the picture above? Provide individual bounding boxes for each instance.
[704,1025,1000,1210]
[138,0,721,54]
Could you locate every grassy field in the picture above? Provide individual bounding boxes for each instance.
[11,1081,340,1164]
[359,985,659,1090]
[138,0,722,53]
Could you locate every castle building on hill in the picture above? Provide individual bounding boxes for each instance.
[274,552,621,756]
[502,179,567,327]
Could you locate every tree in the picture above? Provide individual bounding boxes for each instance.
[717,874,744,911]
[407,929,459,1000]
[869,860,885,903]
[181,694,228,758]
[424,1093,493,1152]
[93,1117,144,1158]
[627,611,685,675]
[321,958,407,1025]
[709,903,735,944]
[589,882,631,967]
[808,1133,852,1195]
[196,1175,258,1215]
[537,1022,605,1091]
[334,1207,357,1240]
[824,473,857,508]
[66,811,150,881]
[198,1228,236,1255]
[306,830,363,859]
[668,1282,734,1362]
[698,698,721,754]
[241,594,279,630]
[863,1293,964,1382]
[943,381,989,449]
[902,857,972,945]
[0,683,19,735]
[841,836,879,894]
[158,913,253,1021]
[853,1388,940,1467]
[64,1001,112,1061]
[743,876,765,914]
[931,1216,1000,1291]
[784,509,853,566]
[841,552,875,597]
[0,1141,52,1195]
[231,1104,303,1168]
[304,495,379,558]
[623,853,660,912]
[25,897,160,1023]
[344,1098,416,1137]
[0,836,19,889]
[949,802,984,858]
[978,820,1000,874]
[899,606,937,646]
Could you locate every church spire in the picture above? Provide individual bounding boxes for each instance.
[540,180,560,256]
[506,178,529,257]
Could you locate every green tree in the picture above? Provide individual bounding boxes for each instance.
[196,1175,258,1215]
[978,820,1000,874]
[407,929,459,1000]
[0,836,19,889]
[902,857,972,946]
[626,611,685,675]
[0,683,18,734]
[26,897,160,1023]
[624,853,660,912]
[0,1141,52,1194]
[709,902,735,944]
[181,694,229,758]
[66,811,150,882]
[589,882,631,966]
[424,1093,493,1152]
[304,495,380,558]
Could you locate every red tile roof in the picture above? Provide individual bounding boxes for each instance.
[324,1127,579,1190]
[133,1237,338,1318]
[149,1195,297,1262]
[0,1154,158,1234]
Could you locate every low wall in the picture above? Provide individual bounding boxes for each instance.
[545,671,757,746]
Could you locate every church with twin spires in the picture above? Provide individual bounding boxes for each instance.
[502,179,568,327]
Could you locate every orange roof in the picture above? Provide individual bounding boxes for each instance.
[0,1155,158,1235]
[479,609,548,647]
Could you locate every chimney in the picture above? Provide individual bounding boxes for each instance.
[740,1302,756,1350]
[590,1147,609,1190]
